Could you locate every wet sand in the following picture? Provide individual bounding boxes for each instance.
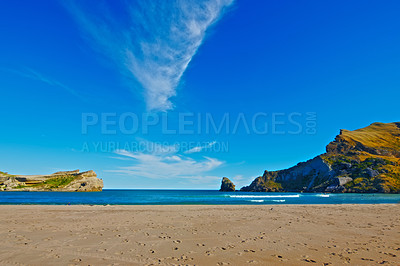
[0,204,399,265]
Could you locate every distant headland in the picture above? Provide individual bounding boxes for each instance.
[0,170,103,192]
[220,122,400,193]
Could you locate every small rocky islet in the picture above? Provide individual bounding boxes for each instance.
[219,177,235,192]
[220,122,400,193]
[0,170,103,192]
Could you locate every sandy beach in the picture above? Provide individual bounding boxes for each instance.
[0,204,399,265]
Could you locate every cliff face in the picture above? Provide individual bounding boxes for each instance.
[240,122,400,193]
[0,170,103,192]
[219,177,235,191]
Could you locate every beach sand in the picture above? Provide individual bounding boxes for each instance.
[0,204,399,265]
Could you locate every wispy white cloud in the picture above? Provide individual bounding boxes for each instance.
[185,140,217,154]
[2,67,82,99]
[109,140,223,179]
[64,0,234,111]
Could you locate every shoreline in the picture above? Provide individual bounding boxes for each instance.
[0,204,399,265]
[1,190,399,205]
[0,203,398,206]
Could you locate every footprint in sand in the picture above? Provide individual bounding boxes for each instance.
[302,258,317,263]
[361,258,374,261]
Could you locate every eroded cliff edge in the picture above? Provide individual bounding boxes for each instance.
[0,170,103,192]
[239,122,400,193]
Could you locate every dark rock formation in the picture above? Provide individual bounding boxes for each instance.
[241,156,335,192]
[219,177,235,192]
[239,122,400,193]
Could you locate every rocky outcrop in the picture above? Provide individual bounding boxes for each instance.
[219,177,235,192]
[0,170,103,192]
[61,170,103,192]
[52,170,80,175]
[239,122,400,193]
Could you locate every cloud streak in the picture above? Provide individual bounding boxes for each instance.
[185,141,217,154]
[65,0,234,111]
[2,67,82,99]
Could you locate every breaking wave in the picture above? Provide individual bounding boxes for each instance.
[249,199,264,202]
[272,199,286,202]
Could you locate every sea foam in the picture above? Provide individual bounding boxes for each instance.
[228,195,300,198]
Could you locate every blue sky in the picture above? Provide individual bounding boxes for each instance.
[1,0,399,189]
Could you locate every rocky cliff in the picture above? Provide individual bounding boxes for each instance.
[0,170,103,192]
[219,177,235,191]
[240,122,400,193]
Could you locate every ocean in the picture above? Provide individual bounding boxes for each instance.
[0,190,400,205]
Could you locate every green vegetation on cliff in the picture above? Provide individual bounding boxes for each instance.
[0,171,15,178]
[34,175,76,189]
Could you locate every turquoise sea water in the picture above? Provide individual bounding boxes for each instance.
[0,190,400,205]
